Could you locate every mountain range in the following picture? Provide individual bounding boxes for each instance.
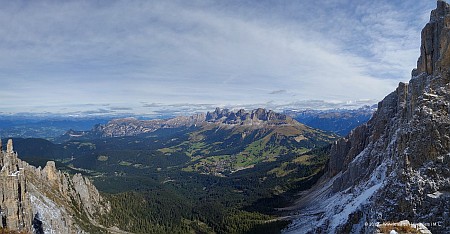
[0,106,373,141]
[1,1,450,233]
[285,105,376,136]
[15,108,336,177]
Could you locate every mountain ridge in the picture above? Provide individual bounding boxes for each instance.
[60,108,305,140]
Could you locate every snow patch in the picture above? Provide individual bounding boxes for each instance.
[285,161,388,233]
[426,191,450,199]
[330,182,382,229]
[9,171,20,177]
[423,92,438,98]
[330,161,388,229]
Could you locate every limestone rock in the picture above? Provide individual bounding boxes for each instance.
[0,138,111,233]
[6,139,13,153]
[72,173,106,215]
[42,161,59,183]
[0,139,32,232]
[205,108,292,126]
[416,0,450,75]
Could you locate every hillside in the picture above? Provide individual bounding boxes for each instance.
[52,108,336,176]
[7,109,337,233]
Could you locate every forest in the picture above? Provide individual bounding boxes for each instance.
[8,126,333,233]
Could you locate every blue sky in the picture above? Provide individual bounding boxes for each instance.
[0,0,436,116]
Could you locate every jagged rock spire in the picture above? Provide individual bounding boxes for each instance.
[416,0,450,75]
[6,139,13,153]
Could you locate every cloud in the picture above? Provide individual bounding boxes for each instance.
[0,0,436,114]
[110,107,133,111]
[79,109,114,115]
[269,90,287,95]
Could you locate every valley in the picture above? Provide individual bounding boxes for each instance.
[1,1,448,233]
[2,108,337,233]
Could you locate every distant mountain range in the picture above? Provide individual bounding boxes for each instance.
[285,105,376,136]
[61,108,305,140]
[0,116,111,140]
[0,107,374,140]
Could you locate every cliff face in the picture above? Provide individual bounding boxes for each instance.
[205,108,292,125]
[0,139,110,233]
[0,139,32,231]
[416,0,450,76]
[286,1,450,233]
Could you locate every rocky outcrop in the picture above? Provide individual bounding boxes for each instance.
[416,0,450,75]
[205,108,291,125]
[0,139,110,233]
[0,139,33,231]
[286,2,450,233]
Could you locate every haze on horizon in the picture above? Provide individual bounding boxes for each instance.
[0,0,435,116]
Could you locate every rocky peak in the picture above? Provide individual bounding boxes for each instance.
[1,139,20,176]
[205,107,290,126]
[42,161,59,182]
[205,107,230,120]
[416,0,450,75]
[6,139,13,153]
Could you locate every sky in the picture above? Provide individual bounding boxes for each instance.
[0,0,437,116]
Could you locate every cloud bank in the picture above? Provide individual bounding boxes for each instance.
[0,0,435,115]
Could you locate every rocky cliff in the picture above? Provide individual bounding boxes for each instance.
[0,139,111,233]
[205,107,293,125]
[285,1,450,233]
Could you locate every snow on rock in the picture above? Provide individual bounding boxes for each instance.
[29,193,67,234]
[285,161,389,233]
[284,2,450,233]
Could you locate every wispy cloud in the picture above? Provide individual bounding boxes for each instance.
[0,0,436,115]
[269,90,287,95]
